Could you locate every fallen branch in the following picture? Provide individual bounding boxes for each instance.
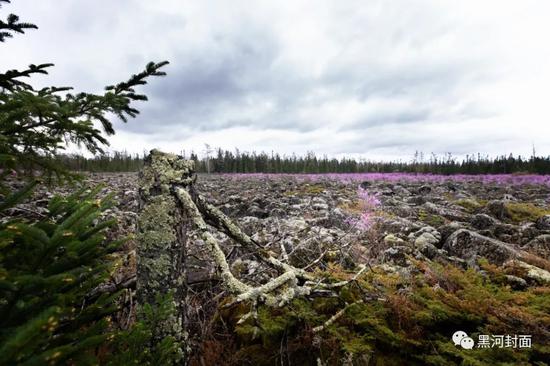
[312,300,363,333]
[87,274,136,300]
[192,192,314,281]
[176,188,312,307]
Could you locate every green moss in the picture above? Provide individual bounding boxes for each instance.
[455,198,483,213]
[303,184,326,194]
[418,209,446,227]
[505,202,550,223]
[204,262,550,365]
[284,183,326,196]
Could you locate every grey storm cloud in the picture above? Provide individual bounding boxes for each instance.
[3,0,550,159]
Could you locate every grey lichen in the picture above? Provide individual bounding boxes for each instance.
[140,149,195,198]
[137,150,194,363]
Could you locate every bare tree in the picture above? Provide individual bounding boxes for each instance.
[204,143,213,174]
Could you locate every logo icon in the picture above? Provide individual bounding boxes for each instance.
[452,331,467,346]
[452,331,474,349]
[460,336,475,349]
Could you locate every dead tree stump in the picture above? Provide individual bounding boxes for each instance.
[137,149,195,362]
[135,150,364,363]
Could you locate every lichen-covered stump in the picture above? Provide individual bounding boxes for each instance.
[137,149,195,363]
[136,150,367,363]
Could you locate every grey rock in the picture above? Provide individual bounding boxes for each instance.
[269,208,286,217]
[506,260,550,284]
[523,234,550,259]
[247,205,269,218]
[470,213,499,230]
[504,275,528,290]
[312,202,329,211]
[283,218,308,232]
[359,181,371,189]
[406,196,426,205]
[443,229,520,265]
[382,245,413,267]
[438,222,468,243]
[502,194,517,202]
[412,228,441,258]
[393,186,411,196]
[519,223,540,244]
[418,242,438,259]
[378,217,423,235]
[423,202,468,221]
[383,234,405,246]
[418,185,432,195]
[415,232,440,247]
[535,215,550,230]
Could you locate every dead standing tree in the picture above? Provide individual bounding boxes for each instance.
[136,150,368,362]
[136,150,196,360]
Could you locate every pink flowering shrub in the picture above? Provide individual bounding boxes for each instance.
[347,187,381,231]
[357,187,381,210]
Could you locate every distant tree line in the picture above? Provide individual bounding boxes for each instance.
[56,151,144,172]
[56,149,550,175]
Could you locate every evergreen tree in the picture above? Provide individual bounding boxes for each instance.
[0,1,167,179]
[0,1,179,364]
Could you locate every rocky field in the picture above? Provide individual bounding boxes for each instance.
[16,172,550,365]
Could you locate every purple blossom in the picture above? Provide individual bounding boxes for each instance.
[357,187,381,210]
[348,186,381,231]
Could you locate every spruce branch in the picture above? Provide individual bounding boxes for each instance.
[0,7,37,42]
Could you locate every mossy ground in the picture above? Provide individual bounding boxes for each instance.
[418,209,447,227]
[455,197,550,224]
[195,261,550,365]
[505,203,550,223]
[284,183,327,196]
[455,199,486,213]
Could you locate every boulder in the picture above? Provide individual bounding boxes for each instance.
[418,242,439,259]
[406,196,426,205]
[423,202,468,222]
[383,234,405,246]
[470,213,499,230]
[359,181,371,189]
[415,231,439,246]
[519,223,540,245]
[378,217,422,236]
[505,260,550,284]
[493,223,520,243]
[411,228,441,258]
[438,222,468,243]
[382,245,413,267]
[418,185,432,195]
[282,218,308,232]
[504,275,528,290]
[523,235,550,259]
[443,229,520,265]
[535,215,550,231]
[246,205,269,218]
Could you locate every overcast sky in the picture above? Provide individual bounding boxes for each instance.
[3,0,550,160]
